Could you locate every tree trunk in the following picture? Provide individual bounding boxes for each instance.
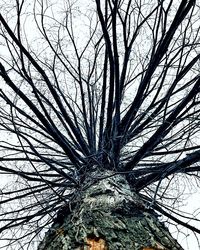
[38,172,183,250]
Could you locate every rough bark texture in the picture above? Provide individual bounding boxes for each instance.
[38,172,183,250]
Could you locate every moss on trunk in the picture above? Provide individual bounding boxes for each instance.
[38,172,183,250]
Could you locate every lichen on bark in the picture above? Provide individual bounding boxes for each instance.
[38,172,183,250]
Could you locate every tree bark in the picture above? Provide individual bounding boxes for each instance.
[38,172,183,250]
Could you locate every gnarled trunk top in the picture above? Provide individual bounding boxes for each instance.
[38,172,183,250]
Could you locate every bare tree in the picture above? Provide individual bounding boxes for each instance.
[0,0,200,249]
